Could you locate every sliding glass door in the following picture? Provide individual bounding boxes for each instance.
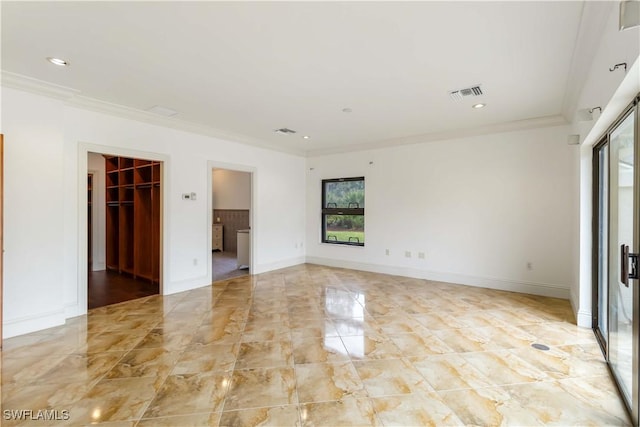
[594,98,639,425]
[594,139,609,351]
[609,107,637,422]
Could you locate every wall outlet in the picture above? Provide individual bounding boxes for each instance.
[418,252,425,259]
[193,258,198,266]
[405,251,411,258]
[527,262,533,270]
[385,249,390,256]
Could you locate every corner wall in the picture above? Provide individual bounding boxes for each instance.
[306,125,576,299]
[1,86,306,338]
[571,5,640,327]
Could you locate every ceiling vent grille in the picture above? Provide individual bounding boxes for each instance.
[274,128,297,134]
[449,85,483,101]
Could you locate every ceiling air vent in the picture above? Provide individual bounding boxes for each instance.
[449,85,483,101]
[274,128,297,135]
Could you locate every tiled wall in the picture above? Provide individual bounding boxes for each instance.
[213,209,249,252]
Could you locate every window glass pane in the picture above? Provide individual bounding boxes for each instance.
[324,214,365,244]
[325,180,365,208]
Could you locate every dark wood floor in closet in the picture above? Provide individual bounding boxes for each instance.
[88,270,158,309]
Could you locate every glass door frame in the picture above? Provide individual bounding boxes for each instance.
[592,134,609,355]
[592,94,640,425]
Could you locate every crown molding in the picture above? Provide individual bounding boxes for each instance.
[1,70,80,100]
[66,95,305,157]
[3,70,569,159]
[305,114,568,158]
[1,70,305,157]
[561,1,614,121]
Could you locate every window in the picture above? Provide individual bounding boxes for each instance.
[322,177,365,246]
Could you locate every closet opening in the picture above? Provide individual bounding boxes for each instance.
[87,152,162,309]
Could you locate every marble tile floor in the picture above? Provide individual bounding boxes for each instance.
[0,264,631,426]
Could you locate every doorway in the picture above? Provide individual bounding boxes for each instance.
[211,168,251,282]
[1,134,4,347]
[593,95,639,424]
[87,152,162,309]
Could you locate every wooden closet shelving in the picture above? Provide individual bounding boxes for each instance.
[105,155,160,283]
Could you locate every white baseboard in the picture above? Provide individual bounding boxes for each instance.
[3,309,66,338]
[91,262,106,271]
[164,276,211,295]
[306,256,570,299]
[576,309,592,328]
[64,302,82,319]
[255,256,305,275]
[570,287,592,328]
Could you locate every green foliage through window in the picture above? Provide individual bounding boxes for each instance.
[322,177,365,246]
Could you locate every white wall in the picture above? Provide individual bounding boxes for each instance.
[87,152,106,271]
[572,4,640,327]
[307,125,576,299]
[2,86,306,338]
[2,91,66,334]
[212,169,251,210]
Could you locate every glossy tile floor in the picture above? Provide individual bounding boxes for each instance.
[1,264,631,426]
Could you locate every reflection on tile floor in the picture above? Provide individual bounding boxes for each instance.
[1,264,631,426]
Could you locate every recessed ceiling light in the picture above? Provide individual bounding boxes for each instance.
[303,135,310,139]
[46,57,69,66]
[472,103,486,109]
[342,107,353,113]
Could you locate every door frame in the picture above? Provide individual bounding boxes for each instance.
[592,95,640,425]
[634,95,640,427]
[77,143,168,316]
[0,135,4,348]
[207,160,256,283]
[592,134,609,355]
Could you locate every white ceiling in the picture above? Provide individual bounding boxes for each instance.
[2,1,589,156]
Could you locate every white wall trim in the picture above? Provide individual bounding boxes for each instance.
[207,161,257,285]
[576,309,592,328]
[75,142,170,318]
[1,70,80,100]
[306,257,570,299]
[3,71,570,159]
[305,115,567,157]
[572,287,592,328]
[165,276,211,295]
[569,288,592,328]
[65,302,81,319]
[255,256,306,275]
[3,309,66,339]
[1,71,304,157]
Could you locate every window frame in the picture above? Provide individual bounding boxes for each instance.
[321,176,365,246]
